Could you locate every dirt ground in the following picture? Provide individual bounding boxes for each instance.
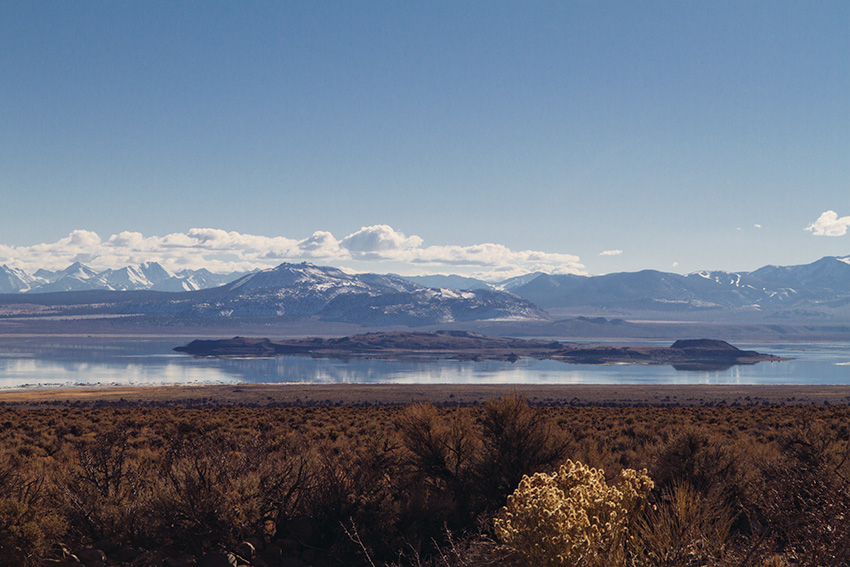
[2,383,849,407]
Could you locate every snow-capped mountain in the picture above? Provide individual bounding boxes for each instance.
[170,268,241,291]
[399,274,495,291]
[0,264,41,293]
[497,272,548,291]
[183,263,548,324]
[0,262,248,293]
[41,262,102,292]
[220,263,418,296]
[505,255,850,315]
[746,256,850,294]
[100,262,174,290]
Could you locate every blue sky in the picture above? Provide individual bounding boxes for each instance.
[2,1,849,278]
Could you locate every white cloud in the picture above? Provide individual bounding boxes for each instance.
[340,225,423,259]
[107,231,149,249]
[408,243,583,274]
[0,225,586,279]
[297,231,338,254]
[805,210,850,236]
[67,229,102,248]
[599,249,623,256]
[0,244,18,264]
[754,224,762,229]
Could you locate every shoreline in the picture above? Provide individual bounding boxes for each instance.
[2,383,849,407]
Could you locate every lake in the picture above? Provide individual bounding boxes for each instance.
[1,337,850,389]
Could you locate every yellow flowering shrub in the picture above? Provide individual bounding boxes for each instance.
[494,460,653,567]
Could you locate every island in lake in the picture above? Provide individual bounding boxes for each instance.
[174,331,787,370]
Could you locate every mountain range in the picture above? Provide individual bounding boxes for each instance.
[402,256,850,321]
[3,255,850,326]
[503,255,850,317]
[0,262,546,326]
[0,262,247,293]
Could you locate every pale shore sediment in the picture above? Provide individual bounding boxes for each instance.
[1,383,849,406]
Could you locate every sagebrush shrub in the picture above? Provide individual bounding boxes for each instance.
[494,460,653,567]
[633,481,733,567]
[0,454,65,567]
[479,394,571,504]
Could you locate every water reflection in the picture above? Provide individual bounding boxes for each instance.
[0,338,848,388]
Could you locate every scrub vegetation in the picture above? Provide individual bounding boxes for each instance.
[0,395,849,566]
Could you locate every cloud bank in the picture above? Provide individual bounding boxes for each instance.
[805,210,850,237]
[0,225,585,280]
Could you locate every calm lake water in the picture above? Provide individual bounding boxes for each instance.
[1,337,850,389]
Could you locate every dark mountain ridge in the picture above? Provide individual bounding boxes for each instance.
[174,331,785,370]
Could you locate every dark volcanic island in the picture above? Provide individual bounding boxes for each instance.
[174,331,787,370]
